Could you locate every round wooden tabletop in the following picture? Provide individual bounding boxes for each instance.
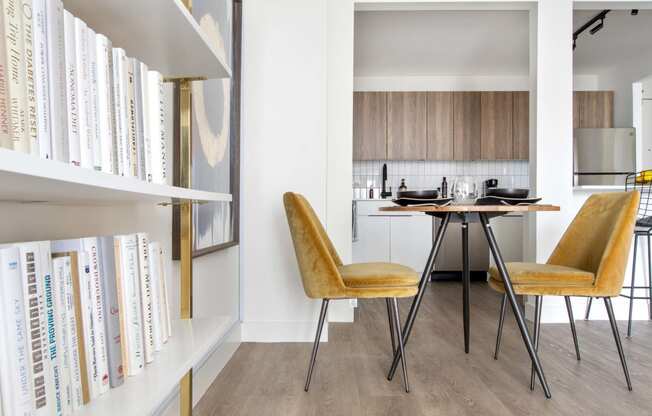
[379,204,560,213]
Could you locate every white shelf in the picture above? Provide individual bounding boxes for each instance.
[77,316,236,416]
[0,149,231,205]
[62,0,231,79]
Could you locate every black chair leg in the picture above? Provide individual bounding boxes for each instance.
[530,296,543,391]
[305,299,329,392]
[391,298,409,393]
[648,234,652,320]
[565,296,581,360]
[584,297,593,320]
[604,297,633,391]
[627,235,639,338]
[494,293,507,360]
[386,298,396,354]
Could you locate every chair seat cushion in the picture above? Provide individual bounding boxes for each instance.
[488,262,595,294]
[339,262,419,288]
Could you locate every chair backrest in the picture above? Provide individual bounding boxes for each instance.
[625,171,652,222]
[547,191,640,296]
[283,192,346,299]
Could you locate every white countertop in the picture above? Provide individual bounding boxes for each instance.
[573,185,624,191]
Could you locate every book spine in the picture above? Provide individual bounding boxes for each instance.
[46,0,67,163]
[147,241,162,351]
[69,252,90,404]
[158,245,171,340]
[17,243,49,413]
[0,10,10,148]
[111,48,125,175]
[119,235,144,375]
[21,0,37,154]
[135,61,150,181]
[74,18,92,169]
[0,247,32,416]
[3,0,29,153]
[51,256,72,416]
[38,242,63,416]
[147,71,167,184]
[78,251,101,399]
[86,27,101,171]
[112,237,129,377]
[136,233,154,363]
[126,58,138,177]
[62,10,79,166]
[33,0,50,159]
[99,236,123,388]
[96,35,114,174]
[82,238,109,395]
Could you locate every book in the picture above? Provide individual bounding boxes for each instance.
[51,256,72,416]
[134,61,150,181]
[154,244,171,342]
[74,17,92,169]
[113,235,144,376]
[3,0,29,153]
[33,0,51,160]
[81,237,109,395]
[0,247,32,416]
[125,58,138,177]
[136,233,154,363]
[147,241,163,351]
[96,34,115,174]
[86,27,101,171]
[111,48,127,176]
[62,10,80,166]
[46,0,68,163]
[16,242,50,413]
[98,236,123,388]
[21,0,37,154]
[0,9,11,149]
[147,71,167,185]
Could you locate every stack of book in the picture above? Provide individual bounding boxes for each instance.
[0,234,172,415]
[0,0,168,184]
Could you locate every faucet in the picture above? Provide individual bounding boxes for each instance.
[381,163,392,199]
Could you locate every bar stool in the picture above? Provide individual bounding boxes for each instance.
[585,171,652,337]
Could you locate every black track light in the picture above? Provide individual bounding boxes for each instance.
[632,9,639,16]
[589,20,604,35]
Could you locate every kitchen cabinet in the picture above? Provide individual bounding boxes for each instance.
[489,215,524,267]
[426,92,454,160]
[390,215,432,272]
[481,92,514,160]
[512,91,529,160]
[387,92,428,160]
[352,214,391,263]
[453,92,482,161]
[353,92,387,160]
[574,91,614,128]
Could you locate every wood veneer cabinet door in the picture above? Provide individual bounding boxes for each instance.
[387,92,427,160]
[512,91,529,160]
[353,92,387,160]
[426,92,454,160]
[481,92,513,160]
[575,91,614,128]
[453,92,481,161]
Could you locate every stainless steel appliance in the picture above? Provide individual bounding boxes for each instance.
[431,217,489,280]
[573,128,636,186]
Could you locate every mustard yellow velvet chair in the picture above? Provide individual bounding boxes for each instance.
[490,191,640,391]
[283,192,419,392]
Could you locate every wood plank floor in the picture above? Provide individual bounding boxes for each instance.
[195,282,652,415]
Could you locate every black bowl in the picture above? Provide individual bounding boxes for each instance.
[396,189,439,199]
[486,188,529,199]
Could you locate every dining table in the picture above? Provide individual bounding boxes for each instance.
[379,203,560,399]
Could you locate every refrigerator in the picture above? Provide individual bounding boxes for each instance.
[573,128,636,186]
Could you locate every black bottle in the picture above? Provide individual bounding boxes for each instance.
[399,179,407,192]
[442,177,448,198]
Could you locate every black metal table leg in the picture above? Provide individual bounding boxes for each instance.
[479,213,552,399]
[387,213,452,381]
[462,221,470,353]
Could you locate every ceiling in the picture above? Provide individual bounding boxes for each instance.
[354,10,652,76]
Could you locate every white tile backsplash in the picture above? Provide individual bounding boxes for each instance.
[353,160,530,198]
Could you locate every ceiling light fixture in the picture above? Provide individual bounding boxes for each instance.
[573,9,610,51]
[631,9,639,16]
[589,20,604,35]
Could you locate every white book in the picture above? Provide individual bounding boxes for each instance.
[111,48,128,176]
[74,18,93,169]
[147,241,163,351]
[3,0,30,153]
[81,237,110,395]
[157,245,171,341]
[147,71,167,184]
[51,256,72,416]
[33,0,51,160]
[62,10,80,166]
[136,233,154,363]
[15,243,50,413]
[22,0,38,155]
[114,235,144,376]
[125,58,138,177]
[96,35,115,174]
[86,28,101,171]
[0,247,32,416]
[46,0,68,163]
[98,236,123,388]
[134,61,150,181]
[0,8,12,148]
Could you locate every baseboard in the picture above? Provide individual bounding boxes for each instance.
[241,320,329,342]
